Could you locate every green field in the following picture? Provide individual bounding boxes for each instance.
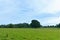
[0,28,60,40]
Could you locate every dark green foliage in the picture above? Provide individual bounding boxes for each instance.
[22,23,30,28]
[14,23,30,28]
[56,23,60,28]
[30,20,42,28]
[0,23,30,28]
[0,19,60,28]
[0,25,7,28]
[7,24,14,28]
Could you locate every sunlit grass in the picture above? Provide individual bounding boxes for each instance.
[0,28,60,40]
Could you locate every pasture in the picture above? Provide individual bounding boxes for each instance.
[0,28,60,40]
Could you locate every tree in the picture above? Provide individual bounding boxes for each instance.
[22,23,30,28]
[56,23,60,28]
[7,24,14,28]
[14,23,30,28]
[30,20,42,28]
[0,25,7,28]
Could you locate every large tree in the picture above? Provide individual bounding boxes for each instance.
[30,20,42,28]
[56,23,60,28]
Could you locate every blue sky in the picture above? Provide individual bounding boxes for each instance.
[0,0,60,25]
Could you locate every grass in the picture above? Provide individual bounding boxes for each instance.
[0,28,60,40]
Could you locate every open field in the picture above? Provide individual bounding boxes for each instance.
[0,28,60,40]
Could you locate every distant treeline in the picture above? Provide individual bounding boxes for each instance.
[0,20,60,28]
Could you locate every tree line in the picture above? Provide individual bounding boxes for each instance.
[0,20,60,28]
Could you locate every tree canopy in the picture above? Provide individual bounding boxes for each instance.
[0,19,60,28]
[30,20,42,28]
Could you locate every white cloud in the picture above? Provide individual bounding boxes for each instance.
[42,0,60,13]
[0,0,21,14]
[0,0,60,25]
[30,0,50,14]
[21,0,60,15]
[41,16,60,25]
[29,0,60,25]
[0,0,60,14]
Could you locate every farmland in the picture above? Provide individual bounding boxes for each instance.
[0,28,60,40]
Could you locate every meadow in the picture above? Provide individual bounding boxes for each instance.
[0,28,60,40]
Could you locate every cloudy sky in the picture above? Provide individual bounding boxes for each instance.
[0,0,60,25]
